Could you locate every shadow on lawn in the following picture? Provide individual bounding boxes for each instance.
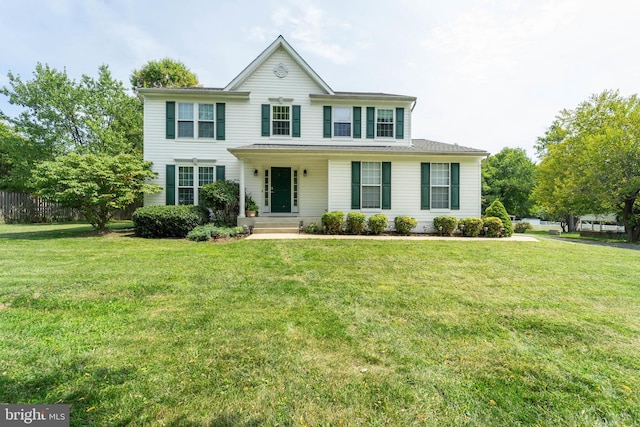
[0,224,125,240]
[0,358,140,426]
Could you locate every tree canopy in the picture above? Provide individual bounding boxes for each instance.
[533,90,640,241]
[130,58,199,89]
[482,147,536,218]
[1,63,143,156]
[32,153,160,230]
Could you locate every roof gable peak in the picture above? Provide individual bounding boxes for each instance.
[224,35,334,94]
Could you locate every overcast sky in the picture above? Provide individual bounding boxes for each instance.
[2,0,639,159]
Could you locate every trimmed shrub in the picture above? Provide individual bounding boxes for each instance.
[322,211,344,235]
[514,222,534,233]
[459,218,484,237]
[368,214,388,235]
[305,222,319,234]
[346,212,367,235]
[132,205,209,238]
[483,216,504,238]
[187,224,245,241]
[433,216,458,236]
[394,215,418,235]
[485,200,513,237]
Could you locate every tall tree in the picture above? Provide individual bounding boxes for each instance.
[533,90,640,241]
[0,121,36,191]
[1,64,142,156]
[482,147,536,217]
[130,58,198,89]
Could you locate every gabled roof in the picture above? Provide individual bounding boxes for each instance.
[224,35,334,94]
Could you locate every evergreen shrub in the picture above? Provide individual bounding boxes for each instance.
[394,216,418,235]
[322,211,345,234]
[132,205,209,238]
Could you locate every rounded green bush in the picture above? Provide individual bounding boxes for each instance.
[346,212,367,235]
[514,222,533,233]
[485,200,513,237]
[132,205,209,238]
[433,216,458,236]
[483,216,504,238]
[459,218,484,237]
[368,214,388,235]
[322,211,345,235]
[394,215,418,235]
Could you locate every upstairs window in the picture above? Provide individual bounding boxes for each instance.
[272,105,290,136]
[376,109,394,137]
[178,103,194,138]
[177,103,215,139]
[333,107,352,137]
[198,103,214,138]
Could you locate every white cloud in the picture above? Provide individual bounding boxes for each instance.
[249,0,355,65]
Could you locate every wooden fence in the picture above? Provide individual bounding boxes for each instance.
[0,192,140,223]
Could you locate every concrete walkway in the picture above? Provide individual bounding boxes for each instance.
[247,233,539,241]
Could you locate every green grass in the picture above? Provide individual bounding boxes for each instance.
[1,223,639,426]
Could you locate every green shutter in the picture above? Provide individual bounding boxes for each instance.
[421,163,430,210]
[292,105,301,138]
[216,103,225,140]
[353,107,361,138]
[166,165,176,205]
[366,107,375,139]
[166,102,175,139]
[351,161,361,209]
[323,106,332,138]
[395,107,404,139]
[382,162,391,210]
[216,165,226,181]
[451,163,460,210]
[261,104,270,136]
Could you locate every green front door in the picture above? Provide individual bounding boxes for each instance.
[271,167,291,213]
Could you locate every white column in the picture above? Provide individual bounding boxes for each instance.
[238,159,246,218]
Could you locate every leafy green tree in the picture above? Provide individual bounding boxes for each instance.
[130,58,198,89]
[533,90,640,242]
[32,153,160,231]
[1,63,143,156]
[482,147,536,217]
[0,121,37,191]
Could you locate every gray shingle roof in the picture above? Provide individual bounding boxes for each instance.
[229,139,488,156]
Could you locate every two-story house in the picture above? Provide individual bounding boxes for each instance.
[140,36,488,232]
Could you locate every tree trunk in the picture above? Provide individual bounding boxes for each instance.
[567,214,578,232]
[622,198,640,243]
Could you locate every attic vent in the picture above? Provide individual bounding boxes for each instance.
[274,62,288,78]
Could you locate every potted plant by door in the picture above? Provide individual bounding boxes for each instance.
[245,194,259,217]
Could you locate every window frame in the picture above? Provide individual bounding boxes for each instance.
[176,164,218,206]
[361,161,382,210]
[176,103,215,140]
[333,107,352,137]
[272,105,291,136]
[376,108,394,138]
[431,163,450,210]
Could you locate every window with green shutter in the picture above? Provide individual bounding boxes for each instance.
[366,107,375,139]
[216,103,225,140]
[323,106,332,138]
[166,165,176,205]
[420,163,430,210]
[353,107,361,138]
[292,105,301,137]
[395,107,404,139]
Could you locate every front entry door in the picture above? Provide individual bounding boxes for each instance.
[271,167,291,213]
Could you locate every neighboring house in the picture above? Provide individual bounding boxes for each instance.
[140,35,488,232]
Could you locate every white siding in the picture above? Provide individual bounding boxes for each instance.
[328,157,482,231]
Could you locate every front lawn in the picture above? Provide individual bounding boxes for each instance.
[1,223,638,426]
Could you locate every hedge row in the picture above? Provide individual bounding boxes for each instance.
[319,212,418,235]
[132,205,210,238]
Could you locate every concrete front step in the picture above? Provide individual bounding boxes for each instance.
[252,221,301,234]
